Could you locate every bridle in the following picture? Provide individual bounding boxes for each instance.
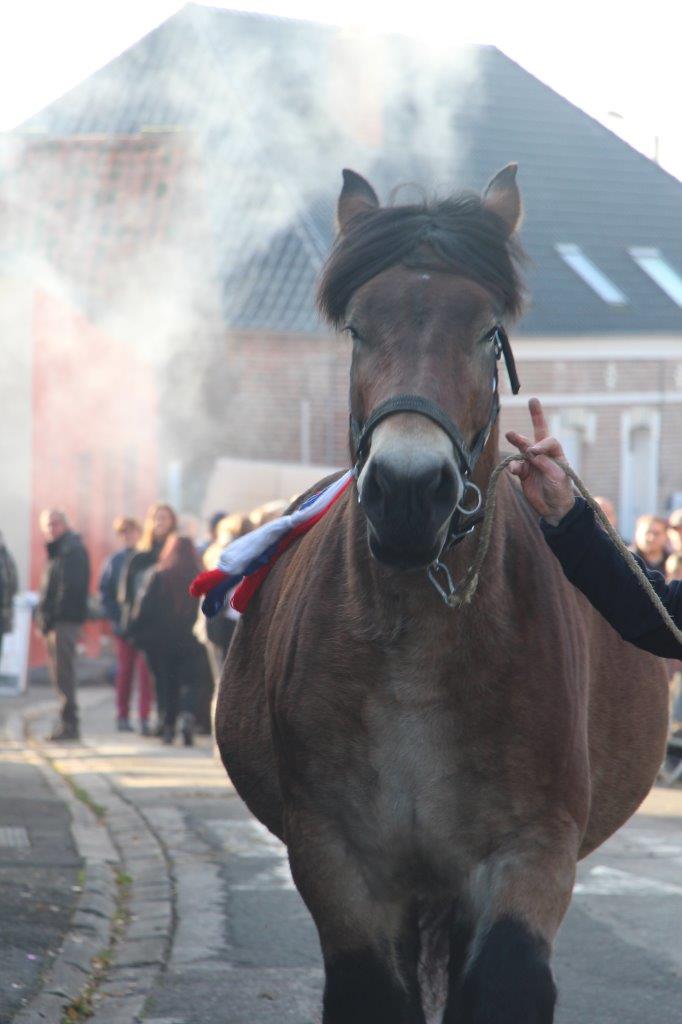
[350,325,521,601]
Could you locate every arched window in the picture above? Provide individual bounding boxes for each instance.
[550,409,596,478]
[619,409,661,542]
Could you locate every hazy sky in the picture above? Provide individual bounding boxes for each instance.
[1,1,679,178]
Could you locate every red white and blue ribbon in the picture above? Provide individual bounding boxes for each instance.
[189,470,354,617]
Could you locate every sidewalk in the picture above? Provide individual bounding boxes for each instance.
[0,732,83,1023]
[2,680,229,1024]
[0,677,115,1024]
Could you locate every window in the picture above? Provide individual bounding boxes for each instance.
[619,409,661,542]
[555,244,627,305]
[628,247,682,307]
[550,409,596,478]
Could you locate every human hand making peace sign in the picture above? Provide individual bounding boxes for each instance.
[505,398,577,526]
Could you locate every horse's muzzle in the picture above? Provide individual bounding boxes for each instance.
[360,452,460,569]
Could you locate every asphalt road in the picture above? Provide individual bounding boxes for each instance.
[142,790,682,1024]
[17,696,682,1023]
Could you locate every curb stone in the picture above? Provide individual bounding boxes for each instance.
[9,736,119,1023]
[9,695,176,1024]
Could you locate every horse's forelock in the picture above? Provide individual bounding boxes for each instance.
[317,192,525,328]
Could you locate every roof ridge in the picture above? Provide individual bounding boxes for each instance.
[488,44,682,188]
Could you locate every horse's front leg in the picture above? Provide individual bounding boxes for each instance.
[286,810,426,1024]
[444,823,578,1024]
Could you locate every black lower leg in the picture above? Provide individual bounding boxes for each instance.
[461,917,556,1024]
[323,946,425,1024]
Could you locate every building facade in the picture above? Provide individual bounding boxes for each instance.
[5,5,682,543]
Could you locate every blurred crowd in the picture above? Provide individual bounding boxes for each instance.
[0,499,287,743]
[594,498,682,736]
[1,494,681,744]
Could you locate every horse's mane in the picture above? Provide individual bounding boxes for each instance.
[317,191,525,327]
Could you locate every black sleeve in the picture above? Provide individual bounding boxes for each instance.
[541,498,682,659]
[7,552,18,602]
[98,557,119,623]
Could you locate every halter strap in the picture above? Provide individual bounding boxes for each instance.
[350,325,521,550]
[352,393,482,477]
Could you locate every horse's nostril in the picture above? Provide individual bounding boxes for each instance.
[362,457,458,525]
[362,460,388,516]
[432,465,457,507]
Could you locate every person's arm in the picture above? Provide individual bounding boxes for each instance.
[506,398,682,659]
[98,557,119,623]
[7,551,18,603]
[540,497,682,657]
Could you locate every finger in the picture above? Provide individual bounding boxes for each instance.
[527,436,566,460]
[505,430,532,453]
[528,452,569,482]
[528,397,550,444]
[508,461,530,481]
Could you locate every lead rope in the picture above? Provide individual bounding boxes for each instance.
[431,454,682,646]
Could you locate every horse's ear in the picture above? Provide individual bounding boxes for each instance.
[337,169,379,232]
[483,163,522,235]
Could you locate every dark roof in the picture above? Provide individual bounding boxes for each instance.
[17,3,682,336]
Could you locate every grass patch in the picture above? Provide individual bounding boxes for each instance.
[114,869,132,929]
[59,866,133,1023]
[61,991,94,1022]
[71,785,106,821]
[42,755,107,821]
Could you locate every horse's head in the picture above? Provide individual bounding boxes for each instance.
[318,167,524,570]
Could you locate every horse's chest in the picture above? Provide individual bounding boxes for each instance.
[357,690,475,864]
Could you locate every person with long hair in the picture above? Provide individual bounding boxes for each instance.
[130,535,208,745]
[118,503,177,731]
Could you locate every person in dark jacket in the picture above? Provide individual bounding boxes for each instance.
[36,510,90,740]
[506,398,682,660]
[129,535,209,745]
[99,516,154,734]
[0,530,19,664]
[117,503,177,732]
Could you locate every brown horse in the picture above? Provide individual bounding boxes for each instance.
[215,166,668,1023]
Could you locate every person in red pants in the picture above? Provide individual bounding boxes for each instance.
[99,517,153,733]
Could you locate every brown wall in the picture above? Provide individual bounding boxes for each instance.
[220,329,682,534]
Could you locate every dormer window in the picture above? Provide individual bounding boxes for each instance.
[629,247,682,307]
[555,244,627,305]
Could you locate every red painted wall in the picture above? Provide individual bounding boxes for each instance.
[29,290,158,663]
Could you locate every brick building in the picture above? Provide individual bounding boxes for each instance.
[11,3,682,541]
[0,129,220,663]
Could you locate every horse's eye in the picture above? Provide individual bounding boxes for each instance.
[344,324,362,343]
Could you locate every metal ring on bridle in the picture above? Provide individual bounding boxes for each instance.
[455,481,482,517]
